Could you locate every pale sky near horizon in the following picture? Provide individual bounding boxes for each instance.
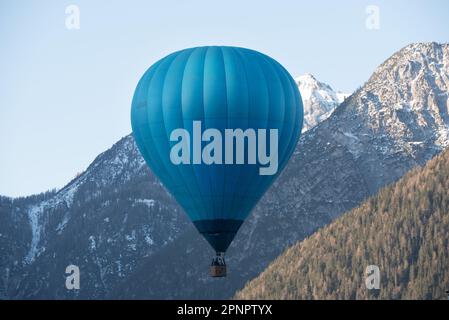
[1,0,449,197]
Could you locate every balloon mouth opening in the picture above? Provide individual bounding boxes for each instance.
[193,219,244,252]
[210,252,227,277]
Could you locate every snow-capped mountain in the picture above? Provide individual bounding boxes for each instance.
[296,73,349,132]
[1,42,448,300]
[0,136,190,299]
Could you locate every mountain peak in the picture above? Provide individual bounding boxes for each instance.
[336,42,449,152]
[296,73,333,92]
[295,73,348,132]
[400,41,448,53]
[296,72,317,82]
[369,42,449,84]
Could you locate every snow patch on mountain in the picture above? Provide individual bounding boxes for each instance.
[24,204,45,264]
[134,199,156,208]
[24,183,81,263]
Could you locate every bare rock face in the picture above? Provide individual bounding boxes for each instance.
[1,42,448,299]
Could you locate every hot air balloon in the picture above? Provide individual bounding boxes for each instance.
[131,46,303,277]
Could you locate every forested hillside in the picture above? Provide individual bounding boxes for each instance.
[236,148,449,300]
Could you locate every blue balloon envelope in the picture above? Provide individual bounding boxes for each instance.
[131,46,303,259]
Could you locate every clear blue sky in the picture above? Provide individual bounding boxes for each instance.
[1,0,449,197]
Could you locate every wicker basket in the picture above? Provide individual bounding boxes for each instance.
[210,265,227,277]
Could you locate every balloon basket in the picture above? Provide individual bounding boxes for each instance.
[210,252,227,277]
